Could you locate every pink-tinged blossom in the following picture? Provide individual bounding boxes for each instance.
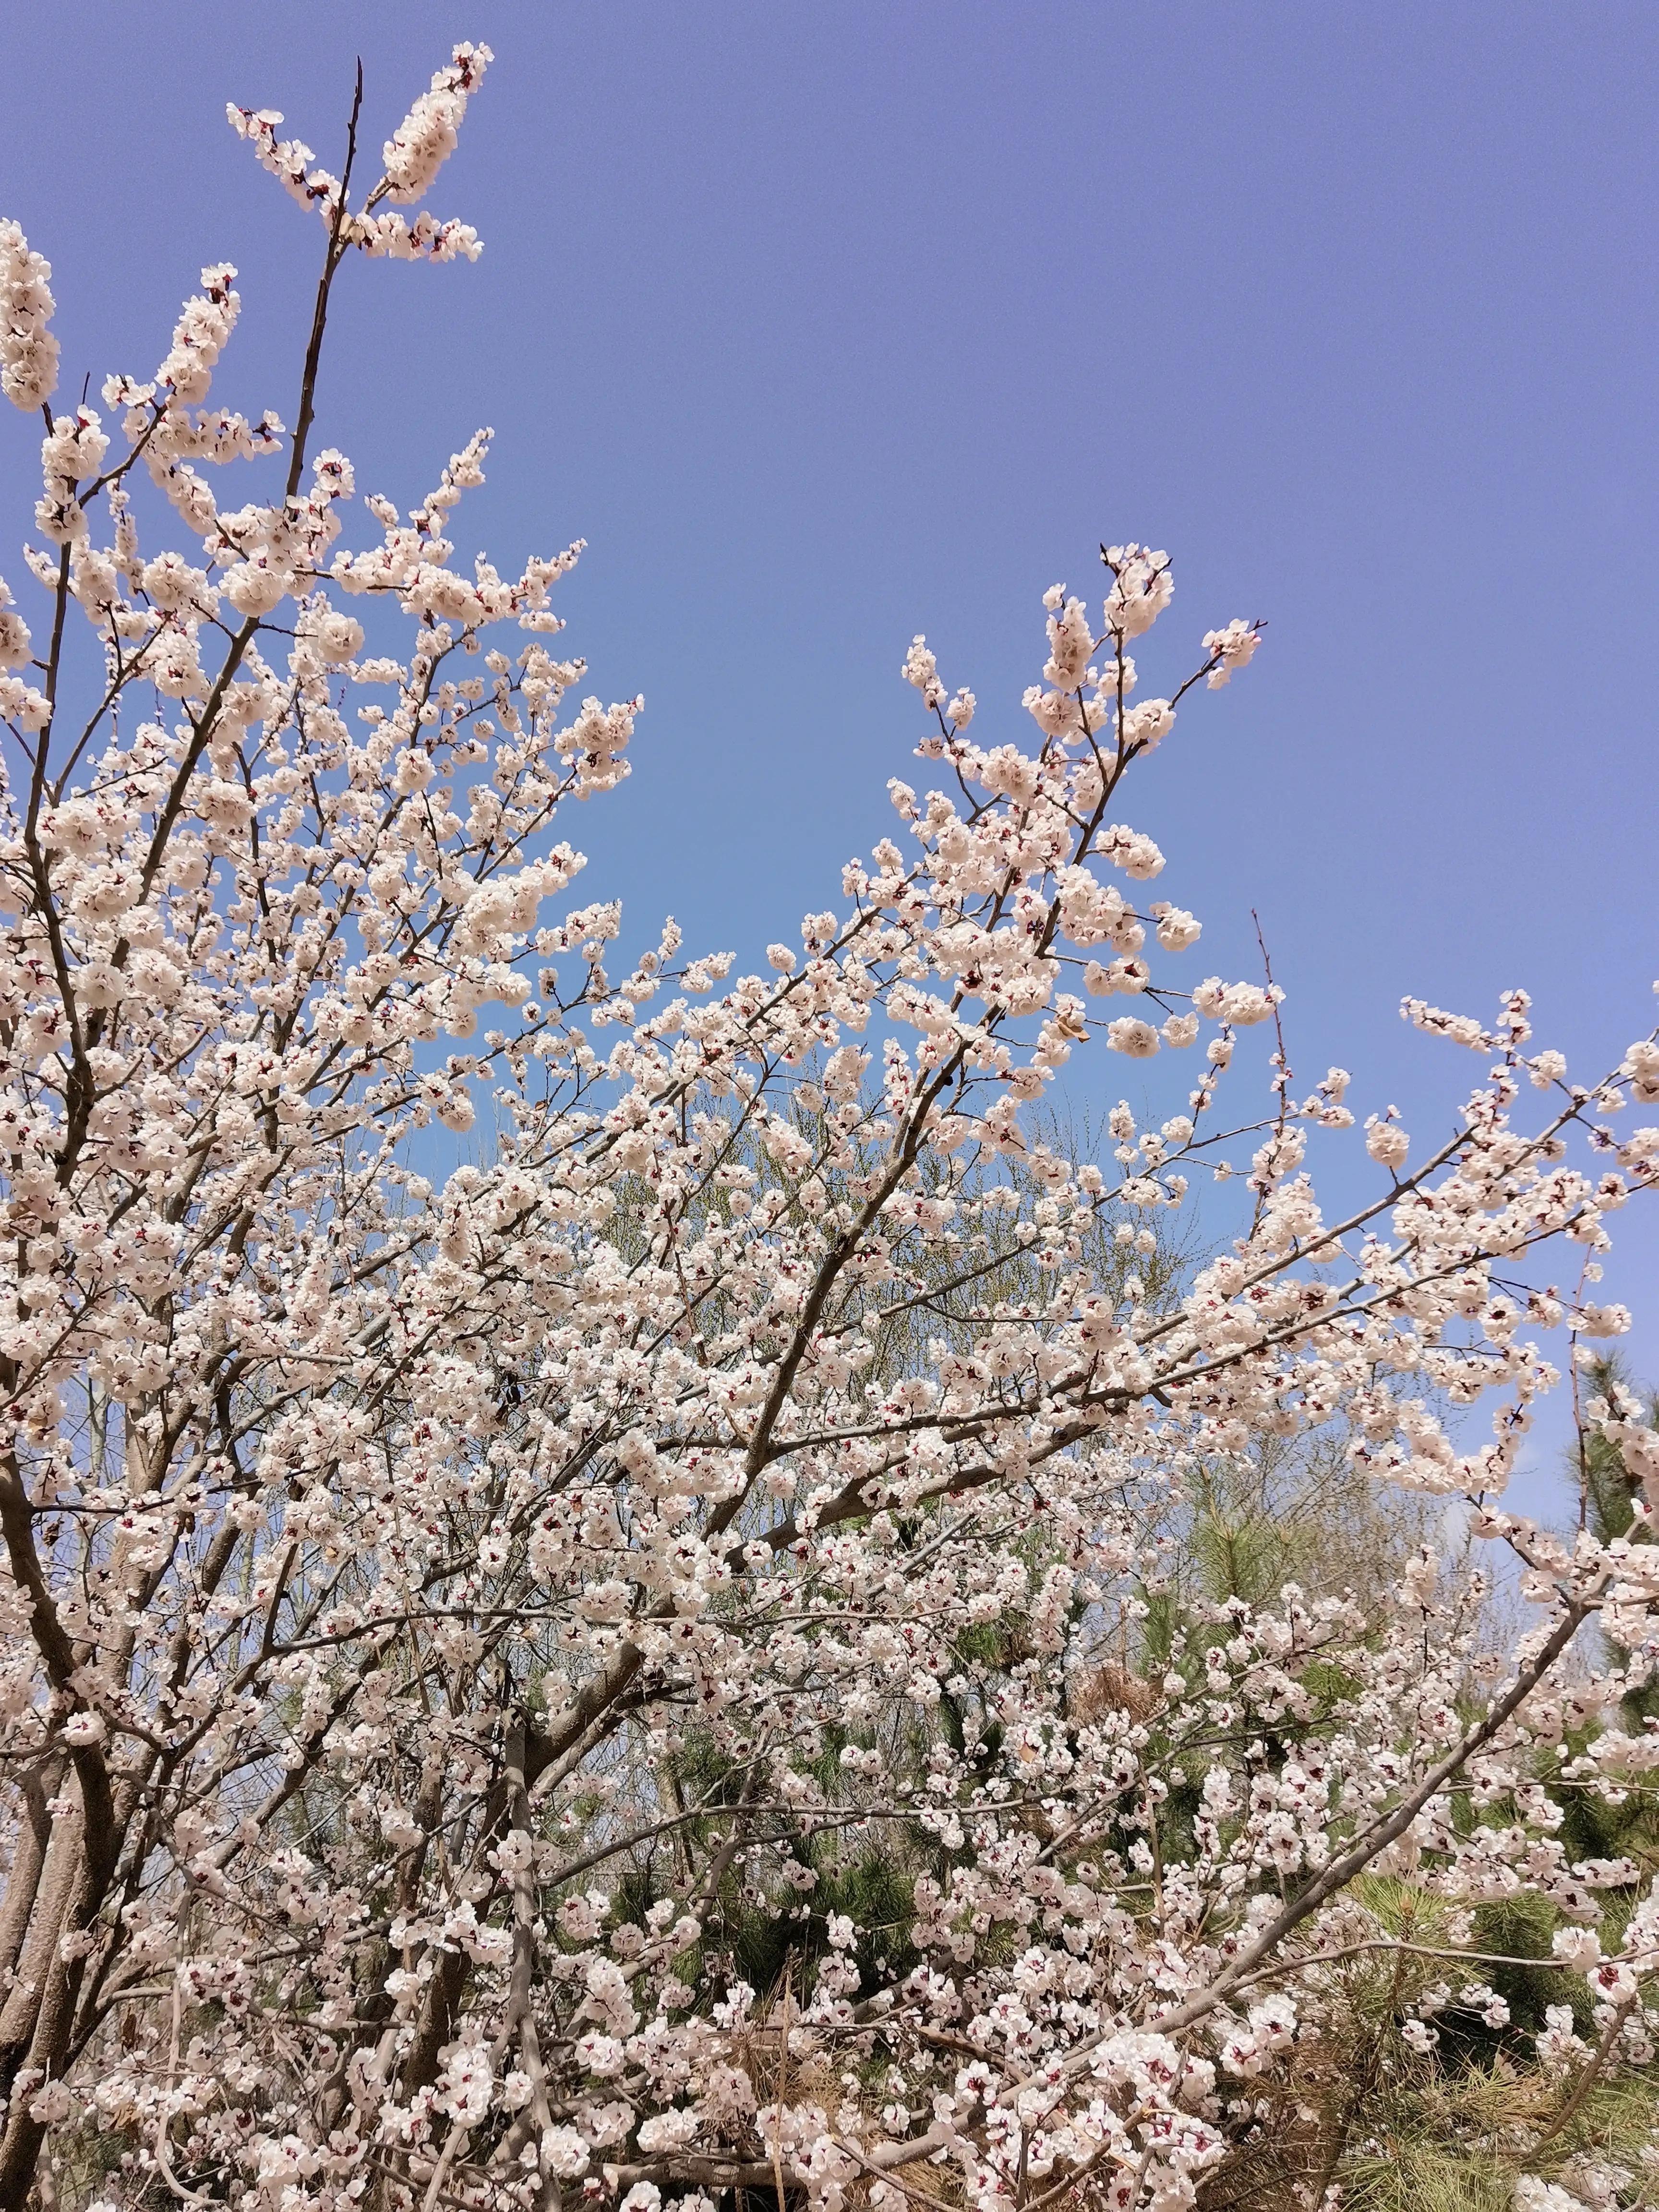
[1201,617,1260,686]
[381,43,493,204]
[0,219,59,410]
[1107,1017,1160,1058]
[1365,1111,1411,1172]
[1103,542,1173,639]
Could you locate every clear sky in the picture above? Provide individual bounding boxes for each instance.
[2,2,1655,1511]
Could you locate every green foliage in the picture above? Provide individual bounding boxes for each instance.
[1577,1356,1657,1549]
[1475,1890,1569,2041]
[1342,2069,1659,2212]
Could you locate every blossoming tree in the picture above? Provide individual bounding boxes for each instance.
[0,40,1656,2212]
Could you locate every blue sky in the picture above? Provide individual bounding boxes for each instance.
[2,2,1655,1510]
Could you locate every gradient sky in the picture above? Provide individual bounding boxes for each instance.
[2,2,1655,1513]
